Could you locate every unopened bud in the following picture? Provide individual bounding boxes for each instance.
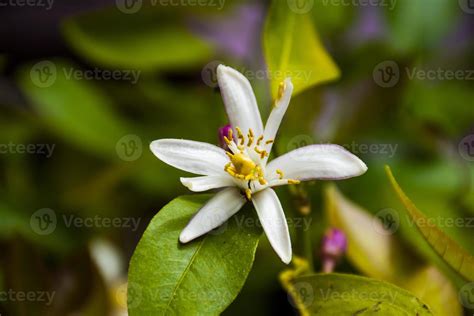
[218,124,233,150]
[320,228,347,273]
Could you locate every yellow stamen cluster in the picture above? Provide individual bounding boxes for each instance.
[223,127,270,185]
[223,126,299,199]
[225,154,266,185]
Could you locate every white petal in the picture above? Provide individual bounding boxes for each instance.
[266,144,368,182]
[150,139,229,176]
[252,188,292,264]
[263,78,293,163]
[180,175,235,192]
[217,65,264,135]
[179,188,246,243]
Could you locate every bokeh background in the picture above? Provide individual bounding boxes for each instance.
[0,0,473,315]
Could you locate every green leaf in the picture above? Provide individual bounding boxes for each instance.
[385,165,474,281]
[404,266,463,316]
[263,1,340,98]
[288,273,433,315]
[402,79,474,136]
[17,60,130,158]
[62,10,212,71]
[128,195,262,316]
[324,185,462,316]
[386,0,457,55]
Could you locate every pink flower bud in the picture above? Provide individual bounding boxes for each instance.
[218,124,233,150]
[320,228,347,273]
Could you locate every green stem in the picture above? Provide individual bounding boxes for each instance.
[272,140,314,270]
[288,184,314,270]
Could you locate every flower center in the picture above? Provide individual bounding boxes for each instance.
[229,153,256,177]
[222,126,300,200]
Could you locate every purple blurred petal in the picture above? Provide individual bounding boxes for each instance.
[346,7,386,46]
[189,4,264,60]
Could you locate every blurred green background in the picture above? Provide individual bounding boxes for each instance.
[0,0,473,315]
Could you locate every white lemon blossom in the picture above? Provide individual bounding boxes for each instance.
[150,65,367,264]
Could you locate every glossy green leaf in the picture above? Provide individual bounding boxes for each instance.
[62,10,212,71]
[17,60,130,158]
[386,165,474,281]
[324,185,462,316]
[289,273,433,315]
[128,195,262,316]
[263,1,340,98]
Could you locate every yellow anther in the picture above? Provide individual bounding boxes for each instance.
[223,136,231,145]
[277,81,286,100]
[236,127,245,145]
[287,179,301,185]
[258,177,267,185]
[254,147,268,158]
[266,140,274,145]
[256,135,264,146]
[245,189,252,200]
[247,136,254,147]
[248,128,254,138]
[226,152,233,159]
[276,169,284,179]
[247,129,254,146]
[273,81,287,108]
